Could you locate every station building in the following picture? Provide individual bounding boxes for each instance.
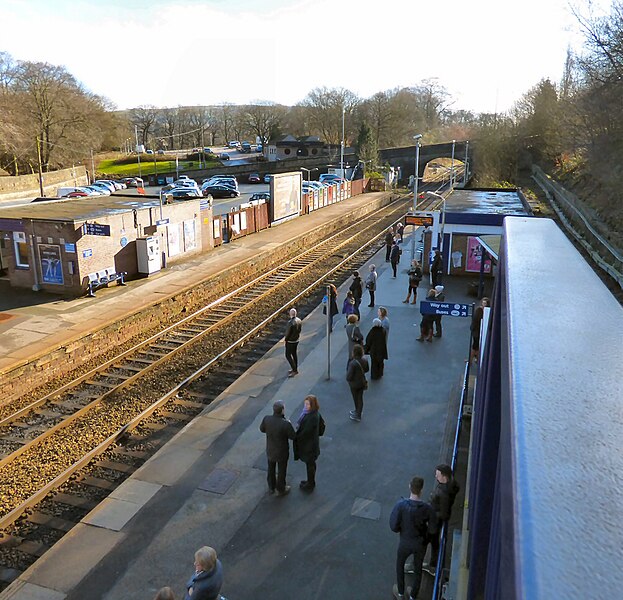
[0,196,213,295]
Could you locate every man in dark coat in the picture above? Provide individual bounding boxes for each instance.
[385,228,394,262]
[390,241,401,278]
[284,307,302,376]
[390,477,438,600]
[431,250,443,286]
[432,285,445,338]
[259,400,296,496]
[424,464,460,576]
[349,270,363,317]
[364,318,388,379]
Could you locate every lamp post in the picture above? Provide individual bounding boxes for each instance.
[464,140,469,184]
[340,106,345,178]
[450,139,456,190]
[411,134,423,262]
[135,125,142,179]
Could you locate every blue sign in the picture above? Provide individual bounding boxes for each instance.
[420,301,472,317]
[156,218,169,226]
[82,248,93,258]
[83,223,111,237]
[120,236,128,247]
[64,243,76,253]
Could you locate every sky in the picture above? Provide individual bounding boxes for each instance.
[1,0,614,114]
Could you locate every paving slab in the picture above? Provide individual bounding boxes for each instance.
[0,582,66,600]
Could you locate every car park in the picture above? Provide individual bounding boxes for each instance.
[248,173,261,183]
[202,184,240,198]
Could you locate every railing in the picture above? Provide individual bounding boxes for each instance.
[432,354,471,599]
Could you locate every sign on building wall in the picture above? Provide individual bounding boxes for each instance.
[183,219,196,251]
[38,244,64,285]
[167,223,181,256]
[466,236,492,273]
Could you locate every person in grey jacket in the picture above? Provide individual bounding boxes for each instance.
[365,264,378,307]
[284,308,302,376]
[259,400,296,495]
[183,546,223,600]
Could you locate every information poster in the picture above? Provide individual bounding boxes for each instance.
[466,236,492,273]
[167,223,181,257]
[38,244,64,285]
[183,219,197,251]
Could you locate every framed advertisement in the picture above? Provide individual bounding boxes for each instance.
[183,219,197,251]
[466,236,492,273]
[38,244,64,285]
[167,223,181,257]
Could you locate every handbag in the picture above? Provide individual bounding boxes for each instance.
[351,326,364,345]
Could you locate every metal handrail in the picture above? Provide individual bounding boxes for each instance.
[431,355,471,599]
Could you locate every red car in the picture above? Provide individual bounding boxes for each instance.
[66,191,89,197]
[248,172,261,183]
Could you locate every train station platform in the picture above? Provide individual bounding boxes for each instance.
[0,190,398,391]
[0,223,478,600]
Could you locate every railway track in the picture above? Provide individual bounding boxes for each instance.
[0,193,446,591]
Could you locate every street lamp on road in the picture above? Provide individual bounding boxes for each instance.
[411,134,423,261]
[450,139,456,190]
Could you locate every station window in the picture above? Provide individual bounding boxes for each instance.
[312,148,318,155]
[13,232,29,268]
[284,148,291,155]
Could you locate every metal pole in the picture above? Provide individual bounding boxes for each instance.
[326,284,331,380]
[440,196,446,251]
[340,107,345,178]
[411,134,422,262]
[450,139,456,190]
[135,125,142,179]
[159,190,163,221]
[464,140,469,184]
[36,137,44,196]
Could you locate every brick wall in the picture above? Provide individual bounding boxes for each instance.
[0,166,89,203]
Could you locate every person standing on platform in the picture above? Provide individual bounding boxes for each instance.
[470,296,489,363]
[378,306,390,341]
[385,228,394,262]
[183,546,223,600]
[397,222,405,242]
[432,285,445,338]
[154,587,175,600]
[364,318,388,379]
[417,289,437,342]
[284,308,302,377]
[403,260,423,304]
[342,290,356,322]
[390,240,401,278]
[431,250,443,287]
[423,464,460,576]
[259,400,296,496]
[390,477,438,600]
[345,314,364,367]
[366,264,378,307]
[349,270,363,317]
[323,283,339,332]
[346,344,369,422]
[293,394,325,492]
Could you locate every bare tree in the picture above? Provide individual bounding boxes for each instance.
[243,102,285,144]
[300,87,360,144]
[130,105,158,148]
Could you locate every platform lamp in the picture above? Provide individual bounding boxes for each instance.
[411,133,422,262]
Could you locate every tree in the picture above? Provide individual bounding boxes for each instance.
[300,87,359,144]
[356,121,378,168]
[130,105,158,148]
[243,102,284,144]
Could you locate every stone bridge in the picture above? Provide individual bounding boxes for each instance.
[379,141,472,181]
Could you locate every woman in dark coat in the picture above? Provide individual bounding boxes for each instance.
[364,318,388,379]
[294,394,325,491]
[346,344,369,422]
[323,283,339,332]
[184,546,223,600]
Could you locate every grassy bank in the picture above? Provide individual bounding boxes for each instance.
[97,157,220,177]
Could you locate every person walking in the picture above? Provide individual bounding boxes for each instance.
[293,394,325,492]
[385,228,394,262]
[403,260,422,304]
[346,344,369,422]
[389,477,438,600]
[390,240,401,278]
[431,250,443,287]
[345,314,364,367]
[365,264,378,307]
[417,289,437,342]
[323,283,339,332]
[432,285,445,338]
[284,308,302,377]
[259,400,296,496]
[349,270,363,317]
[423,464,461,576]
[470,296,490,363]
[342,290,356,322]
[364,318,388,379]
[183,546,223,600]
[377,306,390,341]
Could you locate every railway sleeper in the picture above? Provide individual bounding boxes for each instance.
[85,380,119,389]
[129,357,157,365]
[115,364,144,373]
[27,512,75,533]
[15,539,49,558]
[158,410,193,422]
[173,398,206,409]
[51,492,99,511]
[0,567,21,585]
[79,475,118,491]
[95,459,135,474]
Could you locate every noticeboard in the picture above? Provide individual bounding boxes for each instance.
[419,301,473,317]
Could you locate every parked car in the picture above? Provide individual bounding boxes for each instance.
[65,191,90,198]
[256,144,263,153]
[227,141,240,148]
[241,142,252,153]
[250,192,270,202]
[202,176,238,190]
[157,149,165,155]
[319,173,345,184]
[113,180,128,189]
[94,180,116,193]
[263,174,272,183]
[203,147,213,154]
[82,186,108,196]
[248,172,261,183]
[202,184,240,198]
[165,188,202,200]
[219,153,230,161]
[145,149,154,155]
[122,177,144,188]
